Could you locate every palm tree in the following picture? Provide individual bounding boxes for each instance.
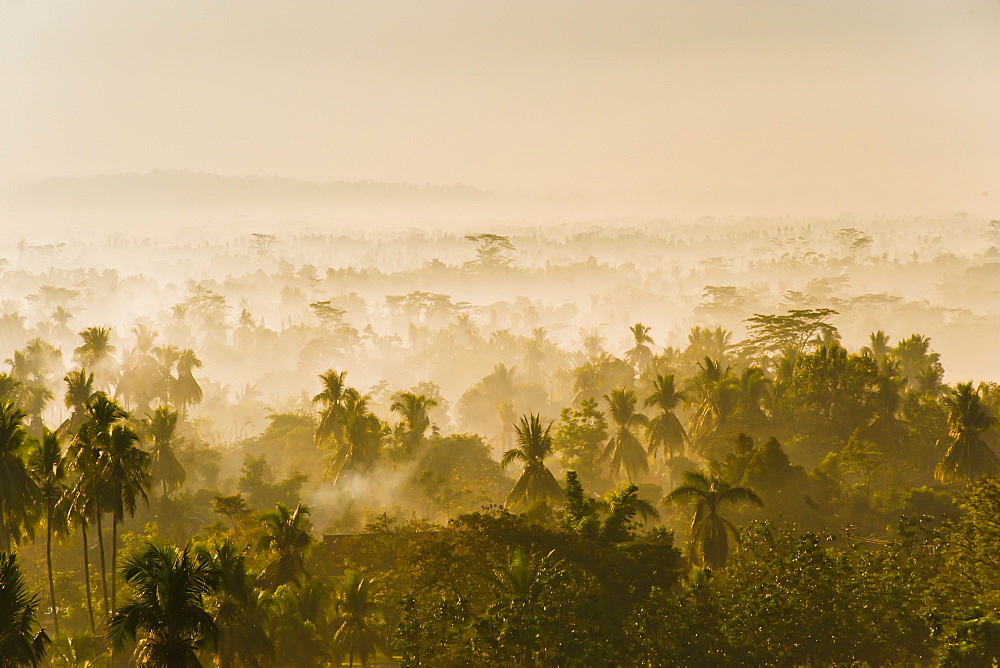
[143,407,186,497]
[500,414,562,508]
[313,369,349,447]
[390,391,437,453]
[861,330,892,370]
[601,483,660,542]
[74,326,118,392]
[493,399,518,453]
[664,471,763,569]
[0,373,23,405]
[645,374,688,468]
[0,401,39,553]
[935,382,1000,483]
[20,386,53,440]
[603,389,649,482]
[331,571,389,667]
[108,541,220,667]
[27,430,68,638]
[686,358,737,456]
[203,540,273,668]
[62,368,97,433]
[69,393,127,620]
[100,423,151,613]
[625,323,654,373]
[257,503,313,589]
[116,324,165,413]
[171,350,203,410]
[864,373,908,455]
[0,552,51,667]
[327,390,383,484]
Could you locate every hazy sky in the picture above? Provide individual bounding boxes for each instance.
[2,0,999,216]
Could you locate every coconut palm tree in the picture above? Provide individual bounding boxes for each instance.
[500,414,562,508]
[69,393,127,619]
[107,541,220,667]
[27,430,68,637]
[143,407,186,498]
[645,374,688,467]
[664,471,763,569]
[100,423,151,613]
[327,390,384,484]
[935,382,1000,483]
[390,391,437,453]
[0,551,51,667]
[74,326,119,392]
[493,399,518,453]
[861,330,892,370]
[864,373,908,456]
[0,373,23,405]
[117,325,165,413]
[603,389,649,482]
[686,358,738,456]
[0,401,39,553]
[171,350,203,410]
[62,368,97,433]
[331,571,389,667]
[257,503,313,589]
[203,540,273,668]
[313,370,349,447]
[625,323,654,373]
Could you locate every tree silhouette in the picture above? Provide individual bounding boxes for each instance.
[625,323,654,374]
[0,552,50,667]
[0,401,38,553]
[28,430,68,637]
[257,503,312,589]
[203,539,273,668]
[645,374,688,468]
[100,423,152,613]
[331,571,389,667]
[500,414,562,508]
[108,541,219,666]
[327,390,383,484]
[143,406,186,497]
[935,382,1000,483]
[664,471,763,569]
[603,389,649,482]
[464,233,515,269]
[313,369,349,448]
[74,326,119,391]
[390,391,437,454]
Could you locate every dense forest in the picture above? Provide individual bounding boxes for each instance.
[2,220,1000,665]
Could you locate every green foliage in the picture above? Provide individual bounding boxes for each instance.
[552,399,609,492]
[722,523,933,665]
[500,414,562,509]
[410,433,507,515]
[107,541,218,667]
[0,552,50,667]
[237,454,306,511]
[742,308,839,360]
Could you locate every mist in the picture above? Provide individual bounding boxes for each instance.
[2,1,1000,665]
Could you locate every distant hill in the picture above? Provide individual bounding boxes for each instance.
[0,170,491,211]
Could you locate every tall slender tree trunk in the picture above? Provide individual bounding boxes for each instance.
[46,506,59,637]
[81,522,95,633]
[111,517,118,613]
[95,511,109,617]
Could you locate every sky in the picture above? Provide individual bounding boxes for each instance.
[1,0,999,217]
